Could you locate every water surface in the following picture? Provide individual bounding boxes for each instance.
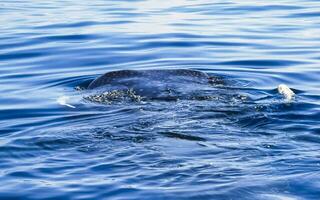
[1,0,320,199]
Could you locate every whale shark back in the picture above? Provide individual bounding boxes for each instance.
[87,69,210,90]
[85,69,226,103]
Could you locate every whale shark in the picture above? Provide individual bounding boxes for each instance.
[85,69,226,103]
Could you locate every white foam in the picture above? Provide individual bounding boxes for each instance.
[57,96,76,108]
[278,84,295,101]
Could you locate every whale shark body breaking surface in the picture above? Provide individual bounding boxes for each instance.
[85,69,230,104]
[88,69,212,89]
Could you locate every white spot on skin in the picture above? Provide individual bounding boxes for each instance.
[57,96,76,108]
[278,84,295,101]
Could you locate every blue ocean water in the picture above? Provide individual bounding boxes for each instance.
[1,0,320,199]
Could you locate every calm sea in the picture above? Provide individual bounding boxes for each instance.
[1,0,320,199]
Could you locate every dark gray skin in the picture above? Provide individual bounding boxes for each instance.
[87,69,222,101]
[88,69,213,89]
